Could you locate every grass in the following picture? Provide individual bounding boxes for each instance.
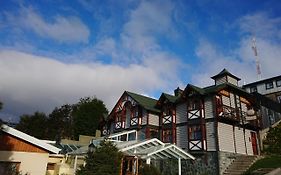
[244,155,281,174]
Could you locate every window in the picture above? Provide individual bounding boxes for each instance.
[131,107,138,118]
[188,125,202,140]
[265,82,274,90]
[276,79,281,87]
[250,86,257,93]
[188,100,200,110]
[128,132,136,141]
[115,113,122,122]
[47,163,55,170]
[163,106,173,116]
[163,129,173,143]
[149,129,159,139]
[0,162,20,174]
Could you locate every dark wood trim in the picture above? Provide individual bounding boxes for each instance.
[233,125,237,153]
[213,95,220,152]
[176,122,188,127]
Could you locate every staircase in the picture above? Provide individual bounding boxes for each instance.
[223,155,258,175]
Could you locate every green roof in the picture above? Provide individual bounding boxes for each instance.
[211,68,241,80]
[126,91,160,113]
[162,93,179,103]
[184,82,250,96]
[186,84,205,95]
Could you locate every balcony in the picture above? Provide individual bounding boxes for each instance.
[217,105,239,121]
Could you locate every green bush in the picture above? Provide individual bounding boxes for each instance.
[139,164,161,175]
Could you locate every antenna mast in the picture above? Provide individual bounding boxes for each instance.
[252,37,262,80]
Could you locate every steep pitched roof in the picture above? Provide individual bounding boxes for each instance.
[162,93,179,103]
[185,84,205,95]
[156,93,179,107]
[211,68,241,81]
[183,82,252,99]
[1,124,61,154]
[126,91,160,113]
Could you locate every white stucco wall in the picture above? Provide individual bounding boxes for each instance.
[0,151,49,175]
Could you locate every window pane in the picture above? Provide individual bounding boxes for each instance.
[265,82,273,89]
[189,125,202,140]
[163,130,173,143]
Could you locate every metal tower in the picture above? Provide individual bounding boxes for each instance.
[252,37,262,80]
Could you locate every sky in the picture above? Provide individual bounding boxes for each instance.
[1,0,281,122]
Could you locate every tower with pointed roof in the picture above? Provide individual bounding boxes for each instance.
[211,68,241,86]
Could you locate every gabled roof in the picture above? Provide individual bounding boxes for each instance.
[182,82,253,100]
[156,93,179,107]
[162,93,179,103]
[184,84,205,95]
[211,68,241,81]
[1,124,61,154]
[126,91,160,113]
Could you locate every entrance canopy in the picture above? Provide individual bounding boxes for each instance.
[115,138,195,160]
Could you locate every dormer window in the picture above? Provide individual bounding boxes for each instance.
[188,100,200,110]
[265,82,273,90]
[163,106,173,116]
[131,107,138,118]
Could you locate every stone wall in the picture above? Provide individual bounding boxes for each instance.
[218,152,237,174]
[152,152,218,175]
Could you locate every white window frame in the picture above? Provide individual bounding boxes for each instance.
[265,82,274,90]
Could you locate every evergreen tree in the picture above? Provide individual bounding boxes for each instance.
[77,140,122,175]
[47,104,73,140]
[139,164,162,175]
[16,112,48,139]
[264,122,281,154]
[72,97,108,140]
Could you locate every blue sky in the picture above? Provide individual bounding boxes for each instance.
[0,0,281,122]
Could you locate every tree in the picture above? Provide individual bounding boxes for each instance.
[16,112,48,139]
[47,104,73,140]
[264,122,281,154]
[72,97,108,140]
[0,101,3,111]
[77,140,122,175]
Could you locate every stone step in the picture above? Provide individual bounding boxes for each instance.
[224,172,244,175]
[223,155,259,175]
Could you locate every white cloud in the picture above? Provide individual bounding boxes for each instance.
[0,50,181,121]
[0,0,186,121]
[237,12,281,40]
[193,12,281,87]
[4,7,90,43]
[120,0,176,58]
